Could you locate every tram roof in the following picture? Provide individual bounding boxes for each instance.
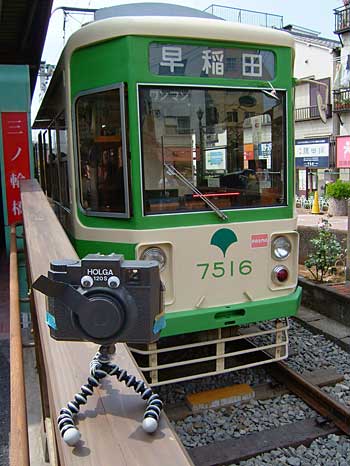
[65,16,295,55]
[95,3,223,21]
[33,15,295,128]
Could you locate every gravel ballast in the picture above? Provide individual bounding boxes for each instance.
[163,319,350,465]
[234,434,350,466]
[175,394,315,448]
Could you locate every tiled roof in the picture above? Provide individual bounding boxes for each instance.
[286,30,340,49]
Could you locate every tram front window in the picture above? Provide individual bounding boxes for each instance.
[139,86,286,215]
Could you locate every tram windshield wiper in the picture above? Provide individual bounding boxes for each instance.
[164,163,228,221]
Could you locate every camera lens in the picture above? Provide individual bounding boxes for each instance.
[81,275,94,288]
[78,293,125,342]
[108,276,120,288]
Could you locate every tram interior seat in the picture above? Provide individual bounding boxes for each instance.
[146,189,179,202]
[145,189,180,211]
[220,169,260,203]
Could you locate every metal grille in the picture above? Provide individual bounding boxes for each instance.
[333,88,350,112]
[334,5,350,34]
[129,319,289,386]
[295,105,332,121]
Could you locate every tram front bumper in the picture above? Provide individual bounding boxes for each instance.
[161,286,302,337]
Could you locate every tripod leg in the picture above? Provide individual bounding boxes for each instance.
[57,362,108,446]
[107,363,163,433]
[56,349,164,447]
[143,393,163,433]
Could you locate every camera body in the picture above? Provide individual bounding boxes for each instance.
[40,253,164,345]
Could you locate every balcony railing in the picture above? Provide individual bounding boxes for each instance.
[203,4,283,29]
[295,105,332,121]
[243,113,271,128]
[333,88,350,112]
[334,5,350,34]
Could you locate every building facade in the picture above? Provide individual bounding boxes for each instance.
[334,2,350,181]
[207,5,341,199]
[287,25,339,197]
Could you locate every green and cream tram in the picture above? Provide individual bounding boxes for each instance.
[34,4,301,385]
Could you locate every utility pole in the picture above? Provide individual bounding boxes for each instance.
[38,62,55,101]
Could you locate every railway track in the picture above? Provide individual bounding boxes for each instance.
[267,360,350,436]
[189,418,339,466]
[170,362,350,465]
[162,328,350,466]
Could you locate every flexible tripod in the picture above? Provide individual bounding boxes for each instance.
[57,345,163,446]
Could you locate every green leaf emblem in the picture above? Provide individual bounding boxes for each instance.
[210,228,238,257]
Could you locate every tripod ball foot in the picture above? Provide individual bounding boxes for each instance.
[142,417,158,434]
[63,427,81,446]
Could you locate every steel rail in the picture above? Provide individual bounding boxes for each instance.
[234,337,350,436]
[9,224,30,466]
[268,360,350,435]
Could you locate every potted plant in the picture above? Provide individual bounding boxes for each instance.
[325,179,350,216]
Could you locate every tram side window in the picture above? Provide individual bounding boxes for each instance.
[75,88,127,215]
[43,131,51,197]
[49,128,60,202]
[57,113,70,208]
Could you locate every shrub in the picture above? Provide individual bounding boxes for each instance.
[304,219,342,282]
[326,179,350,200]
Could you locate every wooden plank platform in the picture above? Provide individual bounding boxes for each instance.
[21,179,192,466]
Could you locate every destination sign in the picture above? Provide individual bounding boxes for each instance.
[149,43,275,80]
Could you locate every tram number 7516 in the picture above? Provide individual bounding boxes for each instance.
[196,260,253,279]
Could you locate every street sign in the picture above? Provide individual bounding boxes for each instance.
[1,112,31,225]
[295,138,330,168]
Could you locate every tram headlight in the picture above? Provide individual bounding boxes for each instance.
[272,236,291,260]
[141,247,167,271]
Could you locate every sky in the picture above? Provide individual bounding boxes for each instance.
[43,0,340,64]
[32,0,341,117]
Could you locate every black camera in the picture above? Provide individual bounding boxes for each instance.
[32,254,164,345]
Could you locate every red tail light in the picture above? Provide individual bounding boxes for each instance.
[272,265,289,284]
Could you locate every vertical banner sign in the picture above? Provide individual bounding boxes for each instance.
[336,135,350,168]
[1,112,30,225]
